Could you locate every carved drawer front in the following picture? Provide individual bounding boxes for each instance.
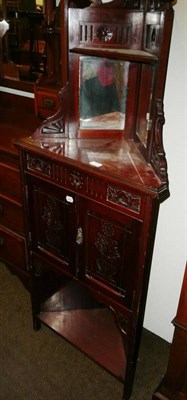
[27,177,77,275]
[106,183,144,218]
[0,196,24,235]
[25,153,145,219]
[0,227,26,271]
[0,163,22,202]
[81,201,141,309]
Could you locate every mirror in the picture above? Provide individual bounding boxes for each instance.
[0,1,46,86]
[136,64,156,148]
[79,56,129,130]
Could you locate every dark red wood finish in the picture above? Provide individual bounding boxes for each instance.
[18,134,161,399]
[152,263,187,400]
[16,1,175,399]
[0,91,41,286]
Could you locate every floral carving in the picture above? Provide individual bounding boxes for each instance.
[107,185,141,213]
[27,155,51,176]
[70,171,83,189]
[97,25,113,41]
[95,222,120,283]
[42,195,64,250]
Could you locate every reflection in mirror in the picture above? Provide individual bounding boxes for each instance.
[136,64,155,148]
[1,1,45,83]
[79,56,129,130]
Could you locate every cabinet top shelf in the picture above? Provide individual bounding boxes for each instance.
[17,136,168,198]
[70,46,158,63]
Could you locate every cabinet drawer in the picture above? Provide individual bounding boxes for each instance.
[0,163,22,202]
[0,227,26,271]
[0,196,25,235]
[25,153,145,219]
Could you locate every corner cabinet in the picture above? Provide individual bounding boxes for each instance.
[17,1,175,399]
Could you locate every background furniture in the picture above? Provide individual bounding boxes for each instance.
[0,92,40,286]
[152,263,187,400]
[0,0,61,118]
[0,1,63,285]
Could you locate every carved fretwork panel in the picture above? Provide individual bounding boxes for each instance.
[144,11,164,53]
[83,202,141,308]
[69,9,144,50]
[79,21,134,47]
[28,178,77,271]
[146,0,173,11]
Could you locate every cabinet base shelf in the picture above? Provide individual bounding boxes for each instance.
[37,306,126,382]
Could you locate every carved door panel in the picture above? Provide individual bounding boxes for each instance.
[27,177,78,275]
[80,201,141,309]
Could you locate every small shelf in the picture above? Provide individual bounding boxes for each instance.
[38,279,126,381]
[70,46,158,63]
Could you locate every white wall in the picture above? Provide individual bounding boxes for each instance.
[144,0,187,343]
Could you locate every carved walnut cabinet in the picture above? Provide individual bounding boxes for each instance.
[17,1,175,398]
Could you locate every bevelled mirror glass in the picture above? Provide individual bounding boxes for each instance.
[79,56,129,130]
[136,64,156,148]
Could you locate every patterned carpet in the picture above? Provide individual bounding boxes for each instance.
[0,263,170,400]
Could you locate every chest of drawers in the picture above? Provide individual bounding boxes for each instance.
[0,92,41,286]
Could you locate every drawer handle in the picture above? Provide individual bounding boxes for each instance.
[76,227,83,246]
[0,237,5,247]
[43,98,55,108]
[0,204,4,214]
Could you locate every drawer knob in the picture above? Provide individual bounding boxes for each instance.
[0,237,5,247]
[0,204,4,214]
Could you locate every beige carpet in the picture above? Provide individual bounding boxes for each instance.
[0,263,170,400]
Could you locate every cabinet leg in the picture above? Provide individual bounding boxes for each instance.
[33,316,41,331]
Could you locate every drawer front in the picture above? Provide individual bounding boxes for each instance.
[0,227,26,271]
[0,196,25,235]
[25,152,145,220]
[0,163,22,202]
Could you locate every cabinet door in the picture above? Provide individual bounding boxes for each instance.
[80,201,141,309]
[27,177,78,275]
